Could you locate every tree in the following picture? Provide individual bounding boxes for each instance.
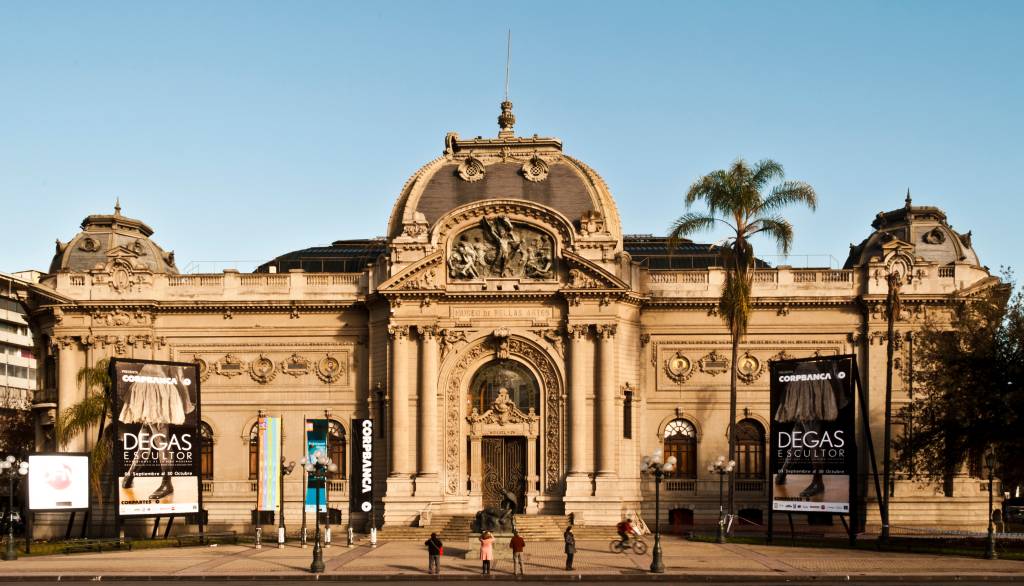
[55,358,113,498]
[895,279,1024,495]
[0,408,34,456]
[668,159,817,516]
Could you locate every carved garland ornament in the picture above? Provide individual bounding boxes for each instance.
[215,354,246,377]
[280,353,311,377]
[249,354,277,384]
[698,350,730,376]
[316,354,346,384]
[664,351,695,383]
[457,156,486,182]
[443,336,562,495]
[736,351,766,384]
[521,155,549,182]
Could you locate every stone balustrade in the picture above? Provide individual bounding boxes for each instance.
[54,270,365,301]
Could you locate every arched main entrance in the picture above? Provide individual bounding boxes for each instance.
[468,360,540,512]
[440,334,564,515]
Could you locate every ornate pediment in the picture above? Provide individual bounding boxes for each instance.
[467,388,540,436]
[561,251,628,291]
[378,250,444,292]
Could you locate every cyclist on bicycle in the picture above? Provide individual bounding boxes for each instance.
[616,518,636,546]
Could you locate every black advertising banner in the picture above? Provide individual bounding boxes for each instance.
[111,359,201,516]
[769,355,855,514]
[351,418,373,513]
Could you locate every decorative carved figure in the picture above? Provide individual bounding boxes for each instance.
[736,352,765,384]
[316,354,345,384]
[922,227,946,245]
[448,216,554,280]
[250,354,277,384]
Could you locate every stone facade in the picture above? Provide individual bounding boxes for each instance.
[13,108,1000,533]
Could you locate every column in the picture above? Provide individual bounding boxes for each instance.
[416,325,440,495]
[388,325,413,479]
[56,337,83,452]
[597,323,617,477]
[567,324,591,477]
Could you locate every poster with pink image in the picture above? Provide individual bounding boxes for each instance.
[28,454,90,511]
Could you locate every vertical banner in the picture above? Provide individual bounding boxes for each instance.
[770,355,856,514]
[111,359,200,516]
[257,416,281,512]
[304,419,328,513]
[351,418,373,513]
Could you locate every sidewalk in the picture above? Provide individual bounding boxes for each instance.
[1,538,1023,581]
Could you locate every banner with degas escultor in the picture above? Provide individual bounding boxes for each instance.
[769,355,856,514]
[111,358,201,516]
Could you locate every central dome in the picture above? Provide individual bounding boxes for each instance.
[386,103,622,246]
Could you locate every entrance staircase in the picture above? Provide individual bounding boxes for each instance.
[375,514,617,542]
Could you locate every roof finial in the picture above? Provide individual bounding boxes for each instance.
[115,197,122,216]
[498,31,515,138]
[905,188,912,207]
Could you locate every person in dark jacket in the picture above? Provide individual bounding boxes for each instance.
[563,526,576,570]
[509,530,526,576]
[424,532,443,574]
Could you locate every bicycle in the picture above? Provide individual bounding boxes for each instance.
[609,535,648,554]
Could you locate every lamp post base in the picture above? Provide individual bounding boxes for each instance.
[1,550,17,561]
[985,534,998,560]
[310,540,325,573]
[649,533,665,573]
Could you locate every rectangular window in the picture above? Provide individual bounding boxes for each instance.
[623,391,633,439]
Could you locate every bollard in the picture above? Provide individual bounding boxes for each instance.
[325,526,331,547]
[347,526,354,547]
[301,526,307,548]
[278,526,285,548]
[255,527,262,549]
[370,527,377,548]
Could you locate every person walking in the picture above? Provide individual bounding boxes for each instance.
[424,532,443,575]
[509,530,526,576]
[563,526,576,571]
[479,530,494,575]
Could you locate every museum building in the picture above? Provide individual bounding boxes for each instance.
[8,103,1001,533]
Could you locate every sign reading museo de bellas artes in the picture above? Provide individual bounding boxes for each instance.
[769,355,856,514]
[350,418,373,513]
[110,358,201,516]
[304,419,328,513]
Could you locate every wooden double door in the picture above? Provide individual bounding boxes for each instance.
[482,436,526,512]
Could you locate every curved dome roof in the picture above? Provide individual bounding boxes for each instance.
[845,193,980,268]
[387,103,622,244]
[49,203,178,275]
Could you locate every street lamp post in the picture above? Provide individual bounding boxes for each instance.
[302,450,336,573]
[641,449,677,574]
[708,456,735,544]
[1,455,29,561]
[880,270,901,545]
[985,448,998,560]
[278,458,296,548]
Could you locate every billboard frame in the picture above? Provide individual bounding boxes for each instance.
[108,357,204,540]
[765,354,881,545]
[26,452,91,513]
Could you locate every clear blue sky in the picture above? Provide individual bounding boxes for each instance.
[1,1,1020,275]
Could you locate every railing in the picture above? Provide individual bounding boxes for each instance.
[938,266,955,278]
[69,275,86,286]
[660,478,767,496]
[239,274,289,287]
[752,271,778,284]
[306,274,359,286]
[327,480,348,494]
[202,480,214,493]
[168,275,224,287]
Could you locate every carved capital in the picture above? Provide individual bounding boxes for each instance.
[566,324,590,340]
[387,324,411,340]
[597,323,617,340]
[418,325,439,340]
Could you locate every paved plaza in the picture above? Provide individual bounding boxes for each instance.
[1,538,1023,581]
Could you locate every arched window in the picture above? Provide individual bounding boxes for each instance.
[663,419,697,479]
[468,359,540,415]
[200,422,214,480]
[248,423,259,481]
[735,419,765,479]
[328,420,347,480]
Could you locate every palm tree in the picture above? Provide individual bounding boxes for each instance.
[55,358,114,498]
[668,159,816,519]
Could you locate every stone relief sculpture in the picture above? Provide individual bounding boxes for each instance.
[447,215,554,280]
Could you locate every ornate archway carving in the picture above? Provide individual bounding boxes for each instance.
[440,334,564,496]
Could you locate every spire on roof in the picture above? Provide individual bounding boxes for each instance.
[905,188,912,207]
[114,197,122,216]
